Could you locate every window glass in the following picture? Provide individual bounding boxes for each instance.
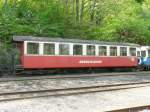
[130,48,136,56]
[99,46,107,56]
[59,44,69,55]
[110,47,117,56]
[120,47,127,56]
[87,45,95,56]
[44,43,55,55]
[27,43,39,54]
[73,45,82,55]
[141,51,146,57]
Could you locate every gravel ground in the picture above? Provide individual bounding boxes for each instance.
[0,86,150,112]
[1,75,150,93]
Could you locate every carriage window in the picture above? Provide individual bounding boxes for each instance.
[27,43,39,54]
[110,47,117,56]
[99,46,107,56]
[141,51,146,57]
[87,45,95,56]
[73,45,82,55]
[59,44,69,55]
[130,48,136,56]
[44,43,55,55]
[120,47,127,56]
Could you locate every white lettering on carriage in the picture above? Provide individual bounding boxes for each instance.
[79,60,102,64]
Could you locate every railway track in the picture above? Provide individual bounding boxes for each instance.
[108,105,150,112]
[1,81,150,102]
[0,71,150,82]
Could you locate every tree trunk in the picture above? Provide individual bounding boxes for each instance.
[76,0,79,22]
[90,0,96,22]
[13,0,17,9]
[65,0,69,14]
[80,0,85,23]
[72,0,75,14]
[3,0,8,8]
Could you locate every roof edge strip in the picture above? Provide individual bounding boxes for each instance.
[13,36,140,47]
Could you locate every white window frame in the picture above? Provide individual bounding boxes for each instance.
[117,46,120,56]
[24,41,138,57]
[73,43,83,56]
[127,46,130,56]
[39,42,43,55]
[107,45,110,56]
[43,42,56,56]
[129,47,137,56]
[24,41,27,55]
[98,45,107,56]
[86,44,96,56]
[95,45,99,56]
[119,46,128,56]
[109,46,118,56]
[70,43,73,55]
[58,42,71,56]
[55,43,59,55]
[83,44,87,56]
[24,41,40,56]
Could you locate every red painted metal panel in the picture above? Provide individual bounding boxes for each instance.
[21,56,138,69]
[15,42,24,65]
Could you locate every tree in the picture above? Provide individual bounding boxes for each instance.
[0,0,150,46]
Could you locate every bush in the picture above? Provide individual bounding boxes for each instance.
[0,48,18,75]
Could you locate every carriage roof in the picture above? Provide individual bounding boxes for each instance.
[13,36,140,47]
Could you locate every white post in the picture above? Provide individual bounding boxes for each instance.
[127,46,130,56]
[135,48,138,56]
[39,42,43,55]
[55,43,59,55]
[95,45,99,56]
[107,45,110,56]
[24,41,27,55]
[83,44,87,56]
[146,50,148,57]
[70,43,73,55]
[117,46,120,56]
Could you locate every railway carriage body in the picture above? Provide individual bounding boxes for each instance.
[13,36,140,70]
[138,46,150,69]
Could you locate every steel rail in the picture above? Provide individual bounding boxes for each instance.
[0,71,150,82]
[0,81,150,102]
[107,105,150,112]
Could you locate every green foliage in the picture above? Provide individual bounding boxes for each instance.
[0,0,150,45]
[135,0,144,3]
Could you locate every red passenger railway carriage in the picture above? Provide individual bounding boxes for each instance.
[13,36,140,70]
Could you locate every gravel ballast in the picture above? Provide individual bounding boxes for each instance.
[0,86,150,112]
[1,75,150,93]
